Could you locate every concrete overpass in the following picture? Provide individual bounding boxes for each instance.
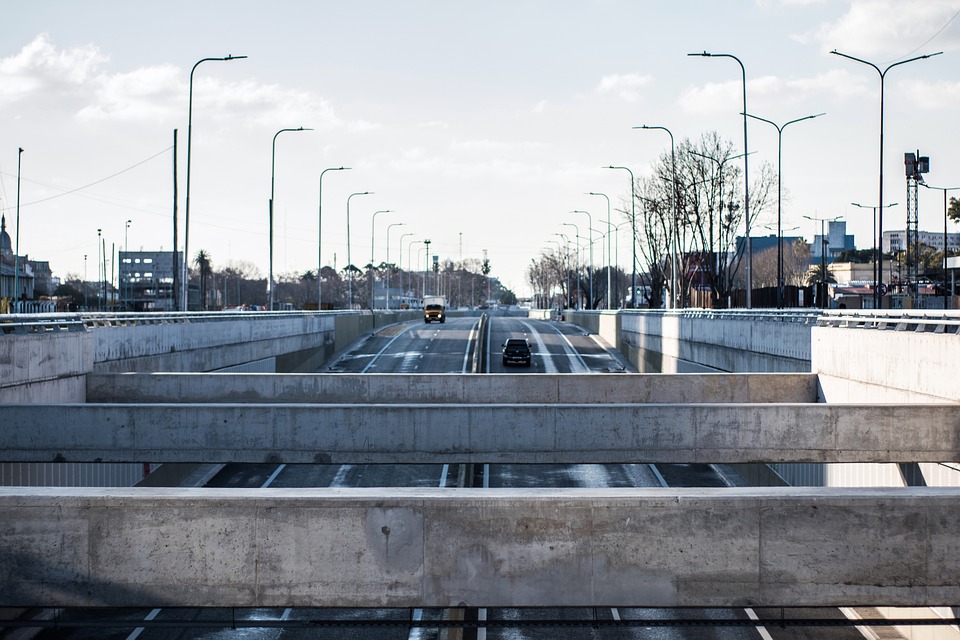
[2,309,960,615]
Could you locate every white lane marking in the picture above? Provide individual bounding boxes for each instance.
[439,463,449,488]
[362,322,418,373]
[520,320,557,373]
[331,464,352,487]
[262,464,286,488]
[463,318,480,373]
[125,608,161,640]
[744,607,776,640]
[545,324,590,372]
[485,315,493,374]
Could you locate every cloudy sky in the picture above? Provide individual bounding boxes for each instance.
[2,1,959,297]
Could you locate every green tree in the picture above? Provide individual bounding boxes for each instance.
[194,250,212,310]
[947,197,960,224]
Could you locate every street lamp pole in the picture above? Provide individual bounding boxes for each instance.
[831,48,942,309]
[634,125,679,308]
[124,219,131,309]
[851,202,898,308]
[553,233,572,308]
[385,222,405,310]
[587,192,612,308]
[921,185,960,309]
[346,191,373,309]
[317,166,350,310]
[369,210,393,309]
[398,232,414,305]
[14,147,23,312]
[96,228,102,312]
[183,54,247,312]
[571,210,594,308]
[269,126,310,311]
[605,166,636,307]
[408,240,423,300]
[688,51,752,307]
[562,222,581,308]
[744,112,825,308]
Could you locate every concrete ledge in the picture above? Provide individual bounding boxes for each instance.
[2,486,958,608]
[2,403,958,464]
[86,373,819,404]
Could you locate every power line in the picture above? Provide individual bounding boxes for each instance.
[0,145,172,211]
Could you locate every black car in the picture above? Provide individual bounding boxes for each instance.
[502,337,532,367]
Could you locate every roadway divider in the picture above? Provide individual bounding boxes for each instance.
[470,312,489,374]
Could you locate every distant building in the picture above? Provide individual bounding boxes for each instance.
[119,251,181,311]
[882,229,960,254]
[810,220,854,263]
[0,214,34,302]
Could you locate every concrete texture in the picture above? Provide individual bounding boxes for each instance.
[3,403,959,464]
[85,372,819,404]
[3,486,958,609]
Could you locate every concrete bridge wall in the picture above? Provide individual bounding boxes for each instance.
[4,486,958,609]
[4,402,958,465]
[0,311,421,403]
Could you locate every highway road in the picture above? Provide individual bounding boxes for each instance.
[20,315,869,640]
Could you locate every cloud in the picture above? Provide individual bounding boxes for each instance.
[595,72,654,102]
[0,33,107,105]
[810,0,960,57]
[899,78,960,109]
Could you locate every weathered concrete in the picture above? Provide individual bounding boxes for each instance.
[3,486,958,609]
[3,403,959,464]
[86,372,819,404]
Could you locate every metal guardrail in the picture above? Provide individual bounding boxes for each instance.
[816,309,960,333]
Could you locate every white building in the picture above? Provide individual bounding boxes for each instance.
[883,229,960,254]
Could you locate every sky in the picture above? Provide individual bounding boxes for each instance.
[2,0,959,298]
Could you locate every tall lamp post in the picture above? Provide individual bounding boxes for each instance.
[851,201,898,309]
[14,147,23,312]
[183,54,247,312]
[124,219,132,309]
[604,166,636,307]
[369,209,393,308]
[634,125,679,308]
[804,214,843,309]
[96,228,102,312]
[587,192,612,308]
[385,222,406,310]
[571,211,594,308]
[831,48,942,309]
[921,184,960,309]
[688,51,753,307]
[317,166,350,310]
[398,232,414,305]
[553,232,572,308]
[346,191,373,309]
[408,240,423,300]
[743,112,824,308]
[269,126,310,311]
[562,221,581,308]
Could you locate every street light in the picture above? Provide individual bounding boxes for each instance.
[604,166,636,307]
[804,214,843,309]
[921,185,960,309]
[586,192,612,308]
[398,232,414,305]
[408,240,423,299]
[634,125,679,308]
[317,166,350,310]
[97,228,102,312]
[743,112,825,308]
[688,51,753,307]
[369,209,393,308]
[571,211,595,308]
[13,147,23,312]
[385,222,406,310]
[553,232,572,308]
[851,201,898,309]
[268,126,311,311]
[346,191,373,309]
[83,254,88,309]
[562,221,581,308]
[830,48,942,309]
[124,219,132,309]
[183,54,247,312]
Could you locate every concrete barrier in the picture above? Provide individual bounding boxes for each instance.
[3,403,958,464]
[3,486,958,608]
[86,373,818,404]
